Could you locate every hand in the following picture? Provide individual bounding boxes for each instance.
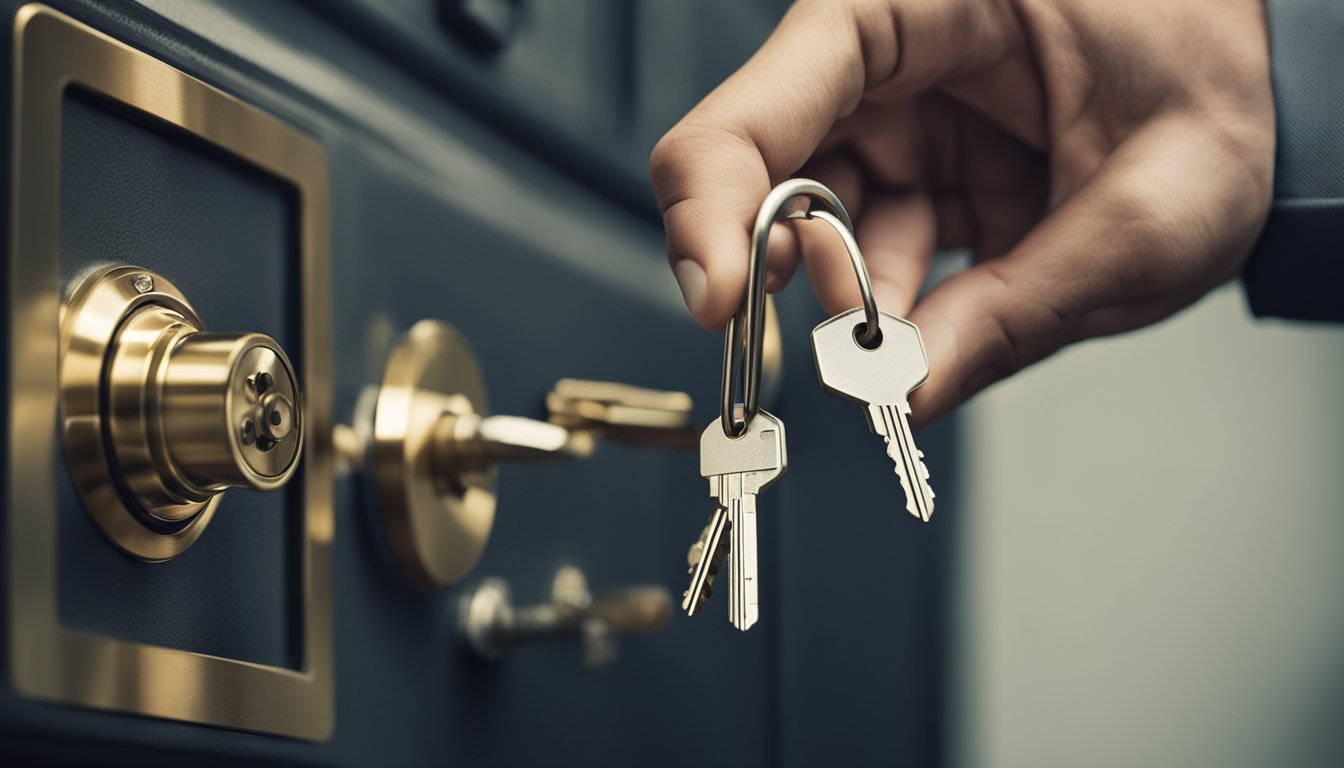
[650,0,1273,424]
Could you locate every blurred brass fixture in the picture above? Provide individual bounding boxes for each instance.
[760,294,785,409]
[544,296,783,449]
[459,566,672,668]
[373,320,594,590]
[9,5,333,740]
[546,378,696,449]
[59,266,303,561]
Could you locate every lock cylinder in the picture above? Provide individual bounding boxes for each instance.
[156,333,301,496]
[108,322,301,519]
[60,266,304,559]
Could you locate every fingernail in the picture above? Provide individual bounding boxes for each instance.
[673,260,708,318]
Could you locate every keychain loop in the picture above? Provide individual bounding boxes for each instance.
[720,178,880,436]
[798,209,882,347]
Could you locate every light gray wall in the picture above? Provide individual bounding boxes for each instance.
[951,285,1344,768]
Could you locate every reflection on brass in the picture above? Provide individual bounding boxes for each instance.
[373,320,494,590]
[760,295,785,409]
[373,321,594,590]
[459,566,672,668]
[7,6,333,740]
[59,266,303,560]
[546,379,697,449]
[332,423,365,475]
[432,413,594,479]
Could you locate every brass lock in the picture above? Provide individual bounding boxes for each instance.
[60,266,303,561]
[371,320,593,590]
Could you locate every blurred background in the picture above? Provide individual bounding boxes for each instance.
[953,285,1344,768]
[3,1,1342,766]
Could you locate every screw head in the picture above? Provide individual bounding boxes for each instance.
[258,392,295,441]
[246,370,275,395]
[240,417,257,446]
[132,274,154,294]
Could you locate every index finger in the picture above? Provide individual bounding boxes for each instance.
[650,0,1013,328]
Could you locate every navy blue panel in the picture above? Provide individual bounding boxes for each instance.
[0,0,951,765]
[317,155,774,767]
[1244,0,1344,322]
[56,87,301,669]
[772,279,953,768]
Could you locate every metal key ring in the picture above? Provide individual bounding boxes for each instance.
[720,178,880,436]
[796,209,882,347]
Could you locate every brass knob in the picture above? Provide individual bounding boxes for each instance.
[372,320,593,590]
[543,297,783,450]
[60,266,304,560]
[546,378,697,449]
[459,566,672,668]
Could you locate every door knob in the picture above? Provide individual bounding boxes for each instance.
[459,566,672,668]
[59,266,304,561]
[371,320,593,590]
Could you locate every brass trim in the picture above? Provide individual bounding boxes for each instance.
[7,5,333,740]
[59,266,219,558]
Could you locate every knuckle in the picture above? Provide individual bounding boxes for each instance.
[648,129,686,186]
[649,121,756,189]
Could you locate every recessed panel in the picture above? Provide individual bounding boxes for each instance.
[57,87,302,670]
[7,4,333,740]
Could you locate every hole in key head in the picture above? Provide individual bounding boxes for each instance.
[853,323,883,350]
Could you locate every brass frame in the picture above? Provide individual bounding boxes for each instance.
[7,5,333,740]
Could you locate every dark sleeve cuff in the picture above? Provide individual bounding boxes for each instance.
[1243,0,1344,322]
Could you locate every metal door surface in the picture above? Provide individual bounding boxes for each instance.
[1,1,955,765]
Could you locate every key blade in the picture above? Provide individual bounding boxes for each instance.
[682,506,731,616]
[872,404,935,523]
[728,498,739,625]
[729,492,759,631]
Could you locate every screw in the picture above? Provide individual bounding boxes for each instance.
[132,274,154,294]
[246,370,275,395]
[240,417,256,446]
[258,392,295,441]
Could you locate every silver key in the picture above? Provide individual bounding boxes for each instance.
[698,410,786,630]
[682,506,730,616]
[812,308,935,522]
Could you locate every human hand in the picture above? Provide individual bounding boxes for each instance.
[650,0,1274,424]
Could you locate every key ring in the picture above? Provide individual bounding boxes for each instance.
[720,178,881,437]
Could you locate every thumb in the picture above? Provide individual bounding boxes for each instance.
[651,0,1012,329]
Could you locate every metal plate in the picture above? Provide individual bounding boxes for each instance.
[6,4,334,740]
[372,319,498,589]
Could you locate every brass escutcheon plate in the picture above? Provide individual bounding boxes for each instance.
[58,265,307,560]
[373,319,498,590]
[59,266,220,560]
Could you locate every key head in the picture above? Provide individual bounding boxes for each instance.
[700,410,787,482]
[811,308,929,405]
